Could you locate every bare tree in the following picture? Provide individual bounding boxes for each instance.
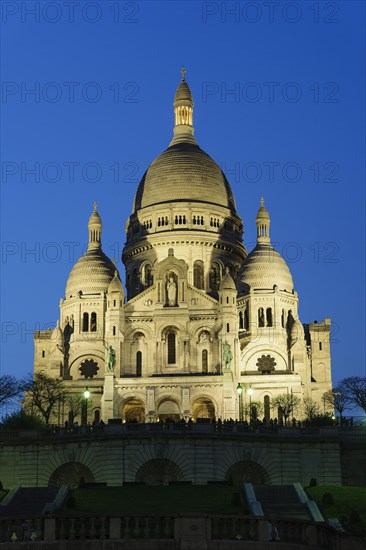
[272,393,301,425]
[0,374,23,408]
[322,387,351,419]
[24,372,67,425]
[243,400,263,422]
[338,377,366,413]
[302,397,320,421]
[65,394,84,425]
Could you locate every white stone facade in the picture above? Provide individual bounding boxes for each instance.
[33,75,332,424]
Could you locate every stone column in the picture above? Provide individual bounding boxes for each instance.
[101,373,115,421]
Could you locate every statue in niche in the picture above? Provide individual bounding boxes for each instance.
[199,331,209,344]
[222,341,233,369]
[105,343,116,372]
[166,276,177,306]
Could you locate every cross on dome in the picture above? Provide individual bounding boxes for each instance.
[180,67,187,81]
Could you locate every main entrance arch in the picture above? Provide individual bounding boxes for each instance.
[192,397,215,420]
[157,399,180,422]
[123,398,145,422]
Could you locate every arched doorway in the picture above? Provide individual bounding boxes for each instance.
[123,398,145,422]
[157,399,180,422]
[192,397,215,420]
[135,459,183,486]
[225,460,270,485]
[49,462,95,488]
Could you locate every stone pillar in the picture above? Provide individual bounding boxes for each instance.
[182,386,190,420]
[146,386,157,422]
[101,373,115,421]
[223,367,236,420]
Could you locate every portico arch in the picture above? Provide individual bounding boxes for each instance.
[157,398,181,421]
[122,397,145,422]
[192,397,216,420]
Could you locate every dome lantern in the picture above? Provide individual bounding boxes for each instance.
[88,202,102,251]
[171,68,196,145]
[256,197,270,244]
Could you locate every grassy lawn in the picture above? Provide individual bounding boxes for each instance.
[307,485,366,535]
[64,485,245,515]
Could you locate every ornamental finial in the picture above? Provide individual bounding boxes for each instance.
[181,66,187,81]
[260,196,264,207]
[93,201,97,211]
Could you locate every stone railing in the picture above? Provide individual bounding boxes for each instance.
[0,423,364,445]
[0,514,363,549]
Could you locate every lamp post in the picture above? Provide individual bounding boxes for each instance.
[83,387,90,425]
[247,386,254,422]
[236,383,243,421]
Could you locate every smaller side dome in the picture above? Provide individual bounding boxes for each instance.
[108,270,125,295]
[219,268,236,291]
[238,198,294,295]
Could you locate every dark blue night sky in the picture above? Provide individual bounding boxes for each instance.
[1,1,365,392]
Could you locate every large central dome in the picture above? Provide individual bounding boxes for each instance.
[133,141,236,213]
[132,73,236,215]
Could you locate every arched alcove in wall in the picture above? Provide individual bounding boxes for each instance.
[135,459,183,486]
[49,462,95,487]
[122,397,145,422]
[225,460,270,485]
[192,397,215,420]
[157,399,180,421]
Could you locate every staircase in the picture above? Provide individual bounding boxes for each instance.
[242,483,324,522]
[0,486,68,517]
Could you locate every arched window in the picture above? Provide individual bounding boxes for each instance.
[264,395,270,422]
[202,349,208,373]
[210,262,221,290]
[281,309,285,328]
[239,311,244,329]
[244,308,249,330]
[131,269,139,297]
[193,260,204,289]
[113,326,116,336]
[258,308,265,327]
[167,333,176,364]
[90,312,97,332]
[94,409,100,423]
[136,351,142,376]
[144,264,153,287]
[82,312,89,332]
[266,308,272,327]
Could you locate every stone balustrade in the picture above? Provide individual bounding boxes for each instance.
[0,514,363,549]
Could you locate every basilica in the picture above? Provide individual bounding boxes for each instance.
[33,73,332,424]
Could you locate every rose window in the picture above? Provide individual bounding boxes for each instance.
[256,354,276,374]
